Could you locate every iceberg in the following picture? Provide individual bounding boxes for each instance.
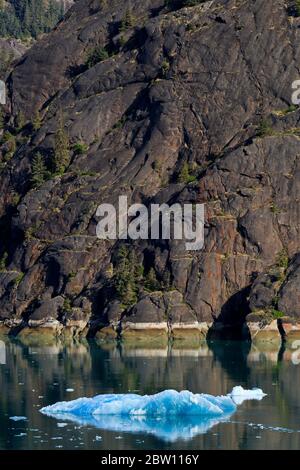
[230,386,267,405]
[9,416,27,422]
[41,387,266,418]
[40,387,266,442]
[41,390,237,418]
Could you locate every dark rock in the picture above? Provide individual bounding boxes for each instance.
[103,300,123,323]
[29,296,64,321]
[1,0,300,336]
[124,293,168,325]
[248,274,277,312]
[278,254,300,319]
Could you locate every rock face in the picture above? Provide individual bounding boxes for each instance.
[278,255,300,319]
[0,39,28,80]
[1,0,300,340]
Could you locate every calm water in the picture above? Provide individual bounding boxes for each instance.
[0,336,300,450]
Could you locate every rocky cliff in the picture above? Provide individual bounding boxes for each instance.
[0,38,28,79]
[1,0,300,343]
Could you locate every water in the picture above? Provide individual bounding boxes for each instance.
[1,336,300,450]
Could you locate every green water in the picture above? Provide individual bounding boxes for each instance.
[0,337,300,450]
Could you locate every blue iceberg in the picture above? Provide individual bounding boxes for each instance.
[40,387,266,442]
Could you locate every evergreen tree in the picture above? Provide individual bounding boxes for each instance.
[0,109,4,130]
[114,246,138,307]
[0,251,8,271]
[120,9,136,31]
[15,110,26,130]
[145,267,160,292]
[31,151,48,187]
[2,130,16,160]
[32,110,41,131]
[177,162,197,183]
[0,0,65,39]
[179,163,189,183]
[86,46,109,68]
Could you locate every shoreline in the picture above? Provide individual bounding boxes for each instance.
[1,317,300,347]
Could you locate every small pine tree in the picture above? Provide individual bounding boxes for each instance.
[3,131,16,160]
[161,59,170,77]
[257,119,273,137]
[114,246,138,307]
[179,163,189,183]
[0,109,4,130]
[145,267,160,292]
[53,111,70,174]
[86,47,109,68]
[73,142,89,155]
[177,162,197,183]
[121,9,136,31]
[0,251,8,271]
[32,111,42,131]
[62,298,73,315]
[15,111,26,130]
[31,152,48,188]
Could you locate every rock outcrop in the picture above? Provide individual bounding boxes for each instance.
[1,0,300,341]
[0,39,28,88]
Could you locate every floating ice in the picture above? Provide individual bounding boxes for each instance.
[40,387,266,442]
[41,387,266,418]
[41,390,236,418]
[9,416,27,422]
[229,386,267,406]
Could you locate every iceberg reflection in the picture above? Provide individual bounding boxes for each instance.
[42,412,234,442]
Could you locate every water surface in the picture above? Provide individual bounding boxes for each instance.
[0,337,300,450]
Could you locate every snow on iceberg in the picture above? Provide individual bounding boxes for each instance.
[40,387,266,442]
[229,386,267,405]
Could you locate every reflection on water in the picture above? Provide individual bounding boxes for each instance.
[0,337,300,449]
[0,340,5,364]
[41,413,235,443]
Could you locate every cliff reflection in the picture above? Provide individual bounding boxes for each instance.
[0,337,300,449]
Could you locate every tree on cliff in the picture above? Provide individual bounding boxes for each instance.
[114,246,140,307]
[0,0,65,39]
[31,152,48,188]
